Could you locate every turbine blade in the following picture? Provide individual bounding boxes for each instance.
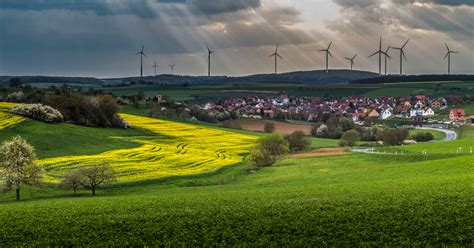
[443,52,449,60]
[277,54,283,59]
[401,51,407,62]
[328,51,333,58]
[402,39,410,49]
[369,51,378,58]
[328,41,332,49]
[353,53,358,60]
[445,42,449,51]
[451,51,459,54]
[318,49,327,52]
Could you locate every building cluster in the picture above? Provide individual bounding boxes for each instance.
[198,94,468,123]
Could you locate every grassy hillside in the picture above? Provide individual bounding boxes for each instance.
[0,149,472,246]
[0,109,472,246]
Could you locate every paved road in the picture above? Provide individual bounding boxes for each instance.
[351,127,457,154]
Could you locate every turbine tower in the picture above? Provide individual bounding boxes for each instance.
[207,45,215,77]
[390,39,410,75]
[369,37,388,75]
[444,43,459,75]
[152,61,159,77]
[269,45,283,74]
[169,64,175,75]
[344,53,357,71]
[318,41,333,73]
[136,45,147,77]
[383,45,392,75]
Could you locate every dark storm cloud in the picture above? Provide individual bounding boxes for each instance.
[0,0,156,18]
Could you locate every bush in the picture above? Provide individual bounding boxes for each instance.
[263,122,276,133]
[11,104,64,123]
[411,132,435,142]
[310,123,322,136]
[339,130,361,147]
[380,128,409,146]
[249,133,289,167]
[6,91,26,103]
[285,131,310,152]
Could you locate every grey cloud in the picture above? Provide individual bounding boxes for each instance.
[188,0,261,15]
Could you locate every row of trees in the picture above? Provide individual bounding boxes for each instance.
[0,136,115,200]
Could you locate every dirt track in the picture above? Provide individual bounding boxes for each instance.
[237,119,312,135]
[286,148,348,158]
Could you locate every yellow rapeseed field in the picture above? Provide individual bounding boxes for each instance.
[0,102,25,129]
[40,114,257,182]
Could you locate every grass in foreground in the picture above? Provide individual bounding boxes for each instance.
[0,150,472,246]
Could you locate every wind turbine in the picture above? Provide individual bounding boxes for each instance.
[318,41,333,73]
[444,42,459,75]
[345,53,357,71]
[390,39,410,75]
[152,61,159,77]
[206,45,215,77]
[369,37,388,75]
[136,45,147,77]
[169,64,175,75]
[269,45,283,74]
[383,45,392,75]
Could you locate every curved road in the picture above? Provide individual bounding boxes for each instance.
[351,127,457,154]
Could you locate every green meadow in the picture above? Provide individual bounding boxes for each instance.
[0,112,472,245]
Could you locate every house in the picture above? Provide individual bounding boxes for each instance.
[380,109,392,120]
[422,108,435,117]
[449,109,465,121]
[431,99,445,108]
[368,109,380,119]
[410,109,423,118]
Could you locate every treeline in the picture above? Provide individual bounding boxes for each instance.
[2,82,129,128]
[0,76,102,85]
[350,74,474,84]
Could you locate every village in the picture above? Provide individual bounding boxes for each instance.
[197,93,472,126]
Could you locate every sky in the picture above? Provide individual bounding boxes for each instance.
[0,0,473,78]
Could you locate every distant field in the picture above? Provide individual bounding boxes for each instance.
[99,80,474,103]
[236,119,313,135]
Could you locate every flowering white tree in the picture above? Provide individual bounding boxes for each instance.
[0,136,42,200]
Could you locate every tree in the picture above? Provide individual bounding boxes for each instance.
[285,131,310,152]
[60,169,83,195]
[263,122,276,133]
[0,136,42,200]
[380,128,409,146]
[249,133,289,167]
[339,117,354,131]
[80,163,115,196]
[339,130,361,147]
[9,78,23,88]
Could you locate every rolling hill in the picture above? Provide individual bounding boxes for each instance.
[1,70,379,86]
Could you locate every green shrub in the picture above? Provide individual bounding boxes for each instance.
[411,132,435,142]
[285,131,310,152]
[249,133,289,167]
[339,130,361,147]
